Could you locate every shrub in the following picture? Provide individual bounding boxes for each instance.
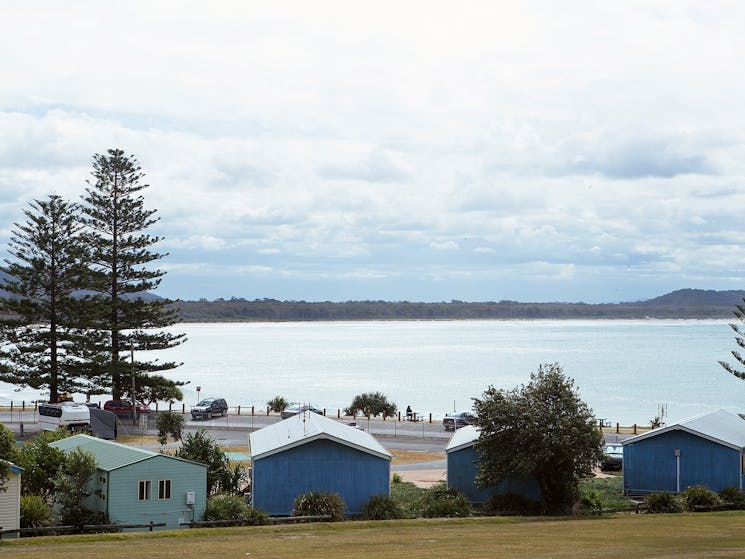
[390,480,426,518]
[484,493,543,516]
[20,494,53,528]
[361,494,404,520]
[645,491,682,513]
[580,488,603,514]
[718,487,745,509]
[344,392,397,418]
[204,494,267,525]
[391,472,403,484]
[680,485,721,511]
[292,491,346,521]
[415,483,471,518]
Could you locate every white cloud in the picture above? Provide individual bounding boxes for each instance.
[2,2,745,301]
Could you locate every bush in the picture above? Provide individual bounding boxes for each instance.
[718,487,745,509]
[390,480,426,518]
[292,491,346,521]
[415,483,471,518]
[344,392,397,418]
[484,493,542,516]
[204,494,267,525]
[645,491,682,513]
[580,488,603,514]
[20,494,53,528]
[361,494,404,520]
[680,485,721,511]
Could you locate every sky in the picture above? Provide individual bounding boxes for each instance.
[2,1,745,303]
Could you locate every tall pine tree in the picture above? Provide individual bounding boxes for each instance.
[81,149,184,399]
[0,195,95,402]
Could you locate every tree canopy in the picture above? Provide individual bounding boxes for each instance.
[473,363,603,514]
[344,391,397,418]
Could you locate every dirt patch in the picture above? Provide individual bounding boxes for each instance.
[390,449,445,465]
[394,469,446,488]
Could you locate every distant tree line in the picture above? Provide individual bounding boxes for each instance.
[172,291,744,322]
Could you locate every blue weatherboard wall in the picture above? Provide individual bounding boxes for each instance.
[252,438,389,516]
[624,430,743,494]
[447,446,541,504]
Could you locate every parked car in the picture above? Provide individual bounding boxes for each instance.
[600,443,623,471]
[103,399,151,416]
[281,404,324,419]
[191,398,229,420]
[443,411,476,431]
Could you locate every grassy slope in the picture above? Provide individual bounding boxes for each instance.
[4,513,745,558]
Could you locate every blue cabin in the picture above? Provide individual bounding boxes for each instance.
[623,409,745,495]
[249,413,391,516]
[50,434,207,530]
[446,425,540,504]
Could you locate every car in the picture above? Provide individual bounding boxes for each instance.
[103,399,151,416]
[281,404,324,419]
[600,443,623,471]
[191,398,228,420]
[443,411,476,431]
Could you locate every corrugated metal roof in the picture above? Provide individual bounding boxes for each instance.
[249,412,392,461]
[623,409,745,450]
[2,459,24,474]
[49,433,196,471]
[445,425,479,453]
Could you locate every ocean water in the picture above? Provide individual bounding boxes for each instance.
[3,320,743,425]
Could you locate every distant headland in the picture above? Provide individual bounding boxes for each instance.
[171,288,745,322]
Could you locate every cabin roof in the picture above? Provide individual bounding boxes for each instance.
[249,412,392,461]
[623,409,745,450]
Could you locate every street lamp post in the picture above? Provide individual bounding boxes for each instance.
[196,386,201,404]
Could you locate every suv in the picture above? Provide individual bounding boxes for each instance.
[191,398,228,420]
[443,411,476,431]
[281,404,324,419]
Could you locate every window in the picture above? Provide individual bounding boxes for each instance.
[138,480,151,501]
[158,479,172,500]
[99,476,106,484]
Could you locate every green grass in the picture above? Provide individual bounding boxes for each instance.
[3,512,745,558]
[580,475,636,510]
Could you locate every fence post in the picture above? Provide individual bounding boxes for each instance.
[429,413,432,424]
[323,408,326,416]
[616,422,619,434]
[22,401,25,411]
[633,423,637,434]
[182,403,185,414]
[169,402,172,412]
[337,409,341,419]
[9,402,12,414]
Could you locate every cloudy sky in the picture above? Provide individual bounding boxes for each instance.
[2,1,745,303]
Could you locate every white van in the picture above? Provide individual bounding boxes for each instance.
[38,402,91,431]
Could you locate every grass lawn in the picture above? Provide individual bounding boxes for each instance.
[3,512,745,558]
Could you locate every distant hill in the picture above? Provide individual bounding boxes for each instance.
[171,289,745,322]
[643,288,745,307]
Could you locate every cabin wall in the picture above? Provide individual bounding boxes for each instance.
[447,446,541,504]
[107,456,207,529]
[252,439,390,516]
[0,470,22,537]
[624,430,743,494]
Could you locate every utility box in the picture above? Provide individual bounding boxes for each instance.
[185,491,195,505]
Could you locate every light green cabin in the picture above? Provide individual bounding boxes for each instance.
[50,434,207,530]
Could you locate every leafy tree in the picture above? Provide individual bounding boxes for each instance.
[267,395,289,413]
[0,195,96,402]
[80,148,185,399]
[53,447,103,530]
[344,391,397,418]
[156,411,185,445]
[15,428,70,499]
[0,423,17,491]
[174,429,229,495]
[473,363,603,515]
